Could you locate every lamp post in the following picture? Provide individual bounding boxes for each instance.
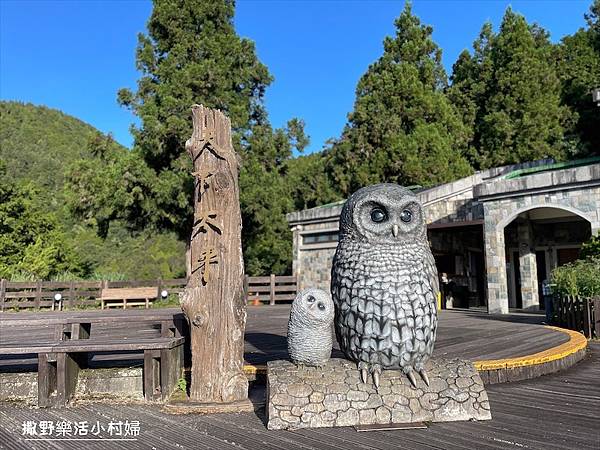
[53,293,63,311]
[592,88,600,107]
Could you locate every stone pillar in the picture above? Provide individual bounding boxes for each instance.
[291,225,303,290]
[484,219,509,314]
[517,220,539,310]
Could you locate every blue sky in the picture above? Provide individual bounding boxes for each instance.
[0,0,592,154]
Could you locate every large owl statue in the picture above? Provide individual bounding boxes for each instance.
[287,288,334,367]
[331,184,439,389]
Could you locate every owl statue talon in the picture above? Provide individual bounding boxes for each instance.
[358,362,369,384]
[331,184,439,395]
[406,370,418,388]
[419,368,430,387]
[371,365,382,391]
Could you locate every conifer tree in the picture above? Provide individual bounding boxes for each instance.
[451,8,570,168]
[448,23,494,168]
[556,0,600,156]
[67,0,317,274]
[118,0,272,170]
[479,9,568,167]
[328,3,472,195]
[113,0,274,238]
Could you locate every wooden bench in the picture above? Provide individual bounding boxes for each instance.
[100,287,159,309]
[1,337,184,407]
[0,310,186,341]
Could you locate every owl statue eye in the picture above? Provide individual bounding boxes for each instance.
[306,295,315,303]
[317,302,325,311]
[370,207,387,223]
[400,209,412,223]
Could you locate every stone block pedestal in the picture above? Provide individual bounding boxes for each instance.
[267,358,491,430]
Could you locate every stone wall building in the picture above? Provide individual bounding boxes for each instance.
[286,158,600,314]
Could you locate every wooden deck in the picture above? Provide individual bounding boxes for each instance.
[244,306,568,364]
[1,306,568,371]
[0,343,597,449]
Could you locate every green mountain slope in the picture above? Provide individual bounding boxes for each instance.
[0,101,123,196]
[0,101,186,281]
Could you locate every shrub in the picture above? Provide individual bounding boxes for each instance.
[551,257,600,297]
[580,232,600,259]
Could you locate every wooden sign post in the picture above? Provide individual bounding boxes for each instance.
[180,105,248,403]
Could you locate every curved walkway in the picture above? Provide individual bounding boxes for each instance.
[1,307,586,384]
[244,307,586,382]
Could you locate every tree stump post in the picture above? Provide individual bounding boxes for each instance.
[179,105,248,403]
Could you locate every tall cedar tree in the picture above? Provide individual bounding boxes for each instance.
[327,3,472,195]
[451,8,570,169]
[448,23,494,167]
[116,0,273,237]
[66,0,329,275]
[556,0,600,156]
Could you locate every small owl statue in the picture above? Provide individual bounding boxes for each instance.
[287,288,334,367]
[331,184,439,389]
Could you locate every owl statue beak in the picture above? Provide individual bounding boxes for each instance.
[392,224,399,237]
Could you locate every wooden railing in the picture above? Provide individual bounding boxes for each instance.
[244,275,297,305]
[0,275,297,311]
[555,295,599,339]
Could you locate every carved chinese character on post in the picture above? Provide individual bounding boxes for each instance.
[179,105,248,403]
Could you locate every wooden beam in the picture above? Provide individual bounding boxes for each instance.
[427,219,484,230]
[0,279,5,312]
[37,353,57,408]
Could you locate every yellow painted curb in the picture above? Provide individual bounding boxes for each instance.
[243,364,266,375]
[243,327,588,375]
[473,326,588,371]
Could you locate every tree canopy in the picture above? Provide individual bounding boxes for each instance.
[0,160,83,279]
[449,8,591,169]
[0,101,102,200]
[2,1,599,280]
[556,0,600,157]
[327,3,472,196]
[64,0,337,275]
[0,102,187,281]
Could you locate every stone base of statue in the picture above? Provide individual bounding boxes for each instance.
[266,358,491,430]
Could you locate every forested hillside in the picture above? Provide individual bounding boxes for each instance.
[0,102,103,197]
[0,101,186,281]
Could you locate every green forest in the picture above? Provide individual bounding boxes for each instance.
[1,0,599,281]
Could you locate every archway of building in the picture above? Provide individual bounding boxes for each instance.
[428,224,486,309]
[500,206,592,310]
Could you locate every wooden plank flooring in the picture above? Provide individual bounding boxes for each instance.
[1,307,568,371]
[1,343,598,449]
[243,306,568,364]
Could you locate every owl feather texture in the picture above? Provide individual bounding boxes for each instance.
[331,184,439,389]
[287,288,334,367]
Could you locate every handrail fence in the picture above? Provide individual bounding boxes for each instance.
[0,275,296,311]
[555,295,599,339]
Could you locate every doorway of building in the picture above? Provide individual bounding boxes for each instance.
[512,251,523,309]
[471,251,486,306]
[557,247,580,265]
[535,250,547,308]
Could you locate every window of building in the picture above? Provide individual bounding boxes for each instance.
[302,231,339,245]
